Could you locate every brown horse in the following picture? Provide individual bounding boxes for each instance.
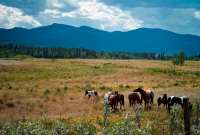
[109,92,120,109]
[115,91,124,109]
[133,88,150,106]
[157,94,168,110]
[128,92,141,108]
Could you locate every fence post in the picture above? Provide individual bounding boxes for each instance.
[183,98,190,135]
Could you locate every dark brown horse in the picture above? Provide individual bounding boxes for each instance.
[109,92,121,109]
[157,94,168,110]
[115,91,124,109]
[133,88,150,107]
[128,92,141,108]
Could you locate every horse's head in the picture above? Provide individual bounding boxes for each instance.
[133,88,145,96]
[85,91,88,96]
[163,94,167,100]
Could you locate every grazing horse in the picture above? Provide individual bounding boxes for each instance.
[104,92,114,102]
[115,91,124,109]
[157,94,168,110]
[85,91,98,101]
[133,88,150,106]
[128,92,141,108]
[168,96,193,112]
[109,92,120,109]
[147,90,154,104]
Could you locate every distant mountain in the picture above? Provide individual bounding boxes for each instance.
[1,23,200,55]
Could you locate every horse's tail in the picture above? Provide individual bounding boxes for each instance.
[128,94,131,107]
[122,94,124,106]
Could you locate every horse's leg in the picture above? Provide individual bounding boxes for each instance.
[88,95,91,102]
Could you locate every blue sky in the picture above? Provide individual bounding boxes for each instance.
[0,0,200,36]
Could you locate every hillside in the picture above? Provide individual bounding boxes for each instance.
[1,23,200,55]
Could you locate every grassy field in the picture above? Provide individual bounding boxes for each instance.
[0,58,200,133]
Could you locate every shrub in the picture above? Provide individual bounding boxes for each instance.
[83,84,93,91]
[0,86,2,90]
[173,82,179,86]
[125,85,130,88]
[119,84,123,88]
[15,55,32,59]
[44,89,50,95]
[6,102,14,107]
[64,86,68,91]
[57,88,61,92]
[8,86,12,89]
[100,86,106,90]
[0,98,3,104]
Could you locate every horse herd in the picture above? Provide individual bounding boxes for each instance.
[85,88,193,112]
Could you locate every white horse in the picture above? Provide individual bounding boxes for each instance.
[147,90,154,104]
[85,91,98,101]
[104,92,114,102]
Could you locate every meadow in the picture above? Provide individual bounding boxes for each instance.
[0,58,200,134]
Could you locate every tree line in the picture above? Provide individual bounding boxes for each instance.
[0,43,200,60]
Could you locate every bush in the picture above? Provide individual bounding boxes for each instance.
[15,55,32,59]
[64,86,68,91]
[44,89,50,95]
[125,85,130,88]
[8,86,12,89]
[119,84,123,88]
[100,86,106,90]
[0,98,3,104]
[6,102,14,107]
[57,88,61,92]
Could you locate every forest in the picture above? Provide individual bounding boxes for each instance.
[0,43,200,60]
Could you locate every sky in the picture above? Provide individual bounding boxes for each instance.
[0,0,200,36]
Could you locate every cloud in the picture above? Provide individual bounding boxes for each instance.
[194,11,200,20]
[129,7,200,36]
[0,4,41,29]
[97,0,200,9]
[0,0,79,16]
[49,0,143,30]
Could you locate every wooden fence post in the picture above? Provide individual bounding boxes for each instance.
[183,98,190,135]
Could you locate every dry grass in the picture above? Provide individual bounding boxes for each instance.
[0,59,200,123]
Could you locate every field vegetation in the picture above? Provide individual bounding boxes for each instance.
[0,58,200,134]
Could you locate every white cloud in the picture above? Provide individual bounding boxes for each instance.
[194,11,200,20]
[42,0,143,30]
[0,4,41,28]
[46,0,79,12]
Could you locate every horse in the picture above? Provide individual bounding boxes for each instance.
[115,91,124,109]
[128,92,141,108]
[168,96,193,112]
[104,92,114,102]
[85,91,98,101]
[157,94,168,110]
[133,88,150,106]
[147,90,154,104]
[109,92,121,109]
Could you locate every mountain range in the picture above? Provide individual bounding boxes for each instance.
[1,23,200,55]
